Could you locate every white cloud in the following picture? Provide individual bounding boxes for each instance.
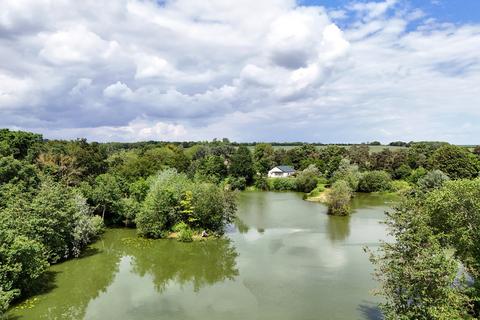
[0,0,479,143]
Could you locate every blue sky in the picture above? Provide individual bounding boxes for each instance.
[303,0,480,24]
[0,0,479,143]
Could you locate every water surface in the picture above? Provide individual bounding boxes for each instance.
[8,192,394,320]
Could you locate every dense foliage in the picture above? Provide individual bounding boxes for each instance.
[369,179,480,319]
[326,180,353,216]
[1,128,479,315]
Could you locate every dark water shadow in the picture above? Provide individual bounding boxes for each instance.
[6,270,60,318]
[1,315,21,320]
[23,270,59,297]
[357,301,383,320]
[76,247,101,260]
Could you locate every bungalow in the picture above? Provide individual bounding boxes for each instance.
[267,165,296,178]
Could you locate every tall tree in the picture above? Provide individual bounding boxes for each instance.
[430,145,480,179]
[229,146,254,182]
[253,143,275,175]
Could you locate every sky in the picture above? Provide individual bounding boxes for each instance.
[0,0,479,143]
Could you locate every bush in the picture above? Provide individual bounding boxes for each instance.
[225,176,247,190]
[326,180,352,216]
[417,170,449,191]
[331,159,361,191]
[307,184,326,198]
[295,164,320,193]
[172,222,193,242]
[267,177,297,191]
[407,167,427,184]
[393,164,412,180]
[358,171,392,193]
[253,175,268,190]
[390,180,411,193]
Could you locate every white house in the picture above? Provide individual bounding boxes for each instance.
[267,166,296,178]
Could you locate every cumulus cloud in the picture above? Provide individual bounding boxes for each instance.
[0,0,479,143]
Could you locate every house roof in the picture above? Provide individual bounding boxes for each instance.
[274,165,295,173]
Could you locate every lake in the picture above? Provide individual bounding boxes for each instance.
[7,191,396,320]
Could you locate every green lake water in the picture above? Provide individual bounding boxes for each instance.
[7,192,396,320]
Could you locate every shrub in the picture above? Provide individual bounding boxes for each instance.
[267,177,297,191]
[393,164,412,180]
[326,180,353,216]
[225,176,247,190]
[172,222,193,242]
[358,171,392,193]
[331,159,361,191]
[417,170,449,191]
[254,175,268,190]
[295,164,320,193]
[390,180,412,193]
[307,184,326,198]
[407,167,427,184]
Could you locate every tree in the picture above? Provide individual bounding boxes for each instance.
[331,159,361,191]
[348,145,371,170]
[320,146,348,178]
[474,146,480,156]
[295,164,320,193]
[393,164,411,180]
[137,169,237,238]
[229,146,254,182]
[326,180,352,216]
[0,233,48,314]
[1,180,102,263]
[253,144,275,175]
[189,183,236,233]
[66,139,107,180]
[424,179,480,281]
[200,155,228,182]
[0,156,39,188]
[389,141,408,147]
[137,170,191,238]
[288,144,318,170]
[358,170,392,192]
[368,197,472,319]
[430,145,479,179]
[417,170,449,191]
[90,173,124,221]
[0,129,43,160]
[407,142,448,169]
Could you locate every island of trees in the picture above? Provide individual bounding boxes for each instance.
[1,128,480,318]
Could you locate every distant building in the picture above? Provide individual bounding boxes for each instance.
[267,166,296,178]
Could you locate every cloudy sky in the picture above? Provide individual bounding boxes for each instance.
[1,0,479,143]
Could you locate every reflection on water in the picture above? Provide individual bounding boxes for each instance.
[326,214,351,242]
[9,191,394,320]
